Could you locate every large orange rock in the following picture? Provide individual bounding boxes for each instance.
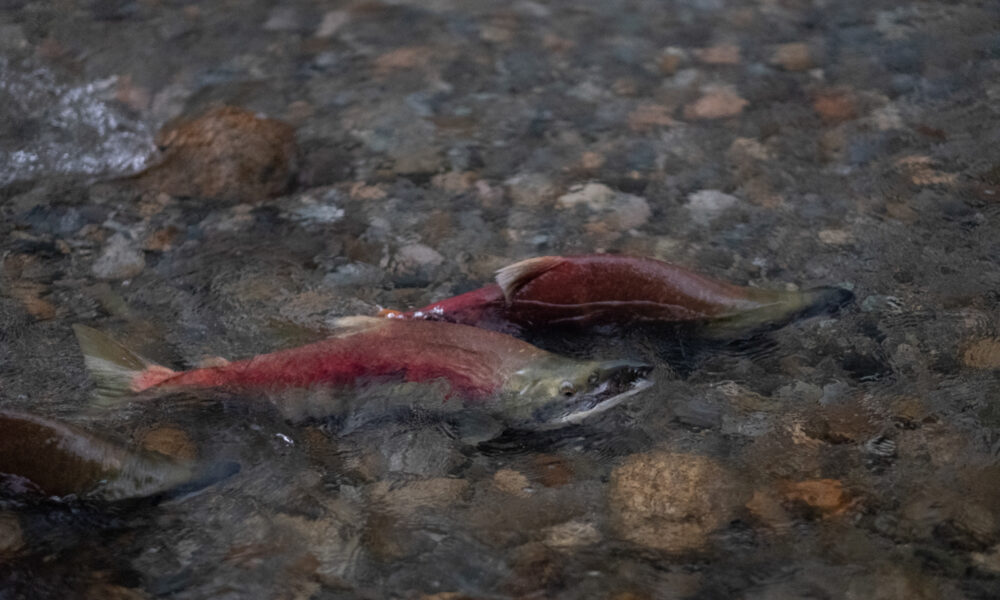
[138,106,296,202]
[609,451,746,553]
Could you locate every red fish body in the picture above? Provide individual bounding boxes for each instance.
[380,255,853,332]
[74,318,652,428]
[139,317,541,397]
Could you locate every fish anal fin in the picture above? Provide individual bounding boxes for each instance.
[495,256,565,303]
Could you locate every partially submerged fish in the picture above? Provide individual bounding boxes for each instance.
[74,317,652,429]
[380,254,853,334]
[0,410,232,501]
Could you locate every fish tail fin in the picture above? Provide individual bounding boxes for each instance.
[706,285,855,337]
[495,256,564,302]
[72,324,176,407]
[795,286,855,319]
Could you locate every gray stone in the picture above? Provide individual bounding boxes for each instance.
[686,190,739,226]
[92,233,146,280]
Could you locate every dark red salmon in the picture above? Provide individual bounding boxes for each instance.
[74,317,652,428]
[0,410,196,500]
[380,255,853,333]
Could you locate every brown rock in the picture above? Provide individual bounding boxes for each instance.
[695,44,741,65]
[627,104,676,131]
[138,106,296,202]
[580,151,605,171]
[529,454,574,487]
[505,173,557,207]
[683,87,748,120]
[972,545,1000,574]
[727,137,771,163]
[895,156,958,186]
[374,46,433,74]
[139,427,197,461]
[770,43,813,71]
[143,226,180,252]
[963,338,1000,369]
[507,541,562,593]
[609,451,745,553]
[349,181,387,200]
[803,400,877,444]
[0,512,24,556]
[746,490,793,531]
[431,171,476,193]
[543,520,600,549]
[368,477,468,515]
[658,47,686,75]
[542,34,575,53]
[813,89,858,123]
[493,469,531,497]
[818,229,851,245]
[780,479,852,517]
[7,281,56,320]
[612,78,639,96]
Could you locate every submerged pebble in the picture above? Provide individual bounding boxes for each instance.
[137,106,296,202]
[962,338,1000,369]
[609,451,746,553]
[92,233,146,280]
[542,519,600,550]
[0,512,24,556]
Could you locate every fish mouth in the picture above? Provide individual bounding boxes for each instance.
[534,360,654,428]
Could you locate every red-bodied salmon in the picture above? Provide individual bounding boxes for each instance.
[379,254,853,334]
[73,317,651,429]
[0,410,234,501]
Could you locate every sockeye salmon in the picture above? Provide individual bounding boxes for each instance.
[74,317,652,429]
[379,254,853,334]
[0,410,234,501]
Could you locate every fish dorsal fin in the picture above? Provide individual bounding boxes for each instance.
[495,256,565,303]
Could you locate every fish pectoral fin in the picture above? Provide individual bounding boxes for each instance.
[495,256,564,303]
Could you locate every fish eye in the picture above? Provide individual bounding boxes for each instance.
[559,381,576,397]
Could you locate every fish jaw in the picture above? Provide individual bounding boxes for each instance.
[496,358,653,429]
[539,362,654,427]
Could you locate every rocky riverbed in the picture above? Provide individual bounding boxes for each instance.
[2,0,1000,598]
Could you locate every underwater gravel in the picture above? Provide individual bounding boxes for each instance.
[1,0,1000,598]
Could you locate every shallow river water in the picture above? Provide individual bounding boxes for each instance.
[2,0,1000,598]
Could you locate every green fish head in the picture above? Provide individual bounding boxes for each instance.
[499,357,653,428]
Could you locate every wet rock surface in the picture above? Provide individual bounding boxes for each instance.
[1,0,1000,598]
[135,105,297,202]
[609,451,746,553]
